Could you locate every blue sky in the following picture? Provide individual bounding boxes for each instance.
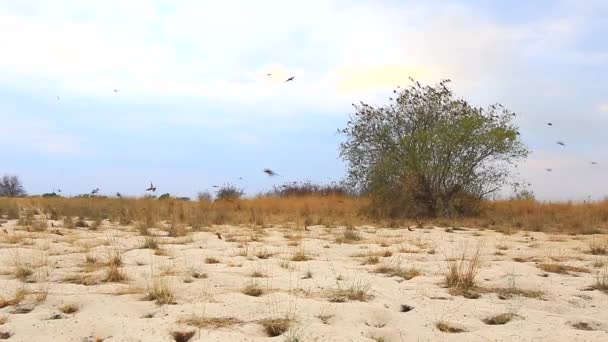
[1,0,607,200]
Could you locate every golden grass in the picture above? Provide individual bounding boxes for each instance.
[2,196,608,234]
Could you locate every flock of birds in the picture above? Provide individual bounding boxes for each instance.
[70,168,281,198]
[544,121,598,173]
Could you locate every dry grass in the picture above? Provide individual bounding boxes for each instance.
[291,246,311,261]
[3,196,608,234]
[329,280,372,302]
[537,263,590,274]
[375,263,420,280]
[178,315,243,329]
[59,303,79,314]
[594,264,608,293]
[588,238,608,255]
[146,277,175,305]
[260,318,292,337]
[205,257,220,264]
[443,244,482,296]
[435,320,466,333]
[483,313,518,325]
[242,282,264,297]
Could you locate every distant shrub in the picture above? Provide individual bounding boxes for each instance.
[215,184,243,201]
[42,192,60,198]
[269,181,350,197]
[158,193,171,200]
[197,191,213,202]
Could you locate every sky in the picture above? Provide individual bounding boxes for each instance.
[0,0,607,200]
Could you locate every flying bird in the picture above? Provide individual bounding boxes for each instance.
[557,141,566,146]
[266,73,272,76]
[263,168,279,176]
[212,185,219,188]
[547,122,553,126]
[546,168,553,172]
[591,161,598,165]
[116,192,122,198]
[407,227,414,232]
[145,182,156,192]
[56,188,61,193]
[91,188,100,195]
[113,89,118,93]
[285,76,295,82]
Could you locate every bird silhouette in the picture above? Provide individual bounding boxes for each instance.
[285,76,295,82]
[263,168,279,176]
[546,168,553,172]
[91,188,100,195]
[113,89,118,93]
[56,188,61,193]
[145,182,156,192]
[591,161,598,165]
[216,232,222,240]
[407,227,414,232]
[547,122,553,126]
[116,192,122,198]
[212,185,219,188]
[557,141,566,146]
[266,73,272,76]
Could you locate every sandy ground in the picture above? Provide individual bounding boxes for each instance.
[0,219,607,342]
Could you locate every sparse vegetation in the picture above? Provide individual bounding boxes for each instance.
[59,303,79,314]
[435,320,466,333]
[483,313,518,325]
[443,244,482,296]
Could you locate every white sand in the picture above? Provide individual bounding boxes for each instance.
[0,219,607,341]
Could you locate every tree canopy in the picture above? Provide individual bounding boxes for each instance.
[339,79,528,217]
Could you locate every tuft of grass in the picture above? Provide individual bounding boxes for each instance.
[260,318,292,337]
[146,277,175,305]
[588,238,608,255]
[242,283,264,297]
[336,227,361,243]
[171,330,196,342]
[302,269,313,279]
[435,320,466,333]
[104,264,128,282]
[142,237,158,249]
[178,315,243,329]
[375,264,420,280]
[59,303,79,314]
[593,264,608,293]
[538,263,590,274]
[329,280,372,302]
[14,266,33,281]
[443,244,482,296]
[291,247,311,262]
[482,313,518,325]
[205,257,220,264]
[363,255,380,265]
